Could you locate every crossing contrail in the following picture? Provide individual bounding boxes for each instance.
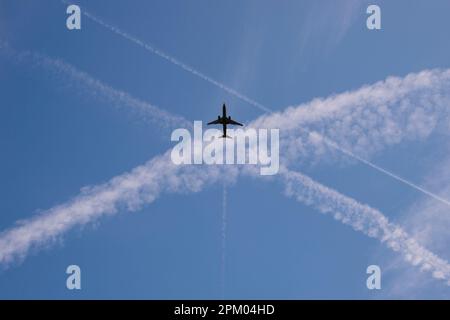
[1,150,449,285]
[0,42,189,130]
[5,35,450,215]
[7,36,449,210]
[320,134,450,208]
[248,69,450,208]
[63,4,450,208]
[4,32,450,286]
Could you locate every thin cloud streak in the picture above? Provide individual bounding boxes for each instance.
[249,68,450,208]
[323,136,450,208]
[78,5,271,113]
[63,4,450,207]
[221,183,227,298]
[35,53,190,129]
[0,152,237,265]
[0,41,189,130]
[379,150,450,296]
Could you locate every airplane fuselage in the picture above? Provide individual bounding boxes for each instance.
[222,104,227,138]
[207,103,243,138]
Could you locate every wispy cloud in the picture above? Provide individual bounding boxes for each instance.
[378,145,450,296]
[0,151,238,265]
[0,41,189,130]
[252,69,450,157]
[249,68,450,207]
[296,0,364,59]
[277,167,450,286]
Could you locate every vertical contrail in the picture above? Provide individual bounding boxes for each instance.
[0,41,189,130]
[0,148,449,285]
[221,183,227,298]
[4,4,450,291]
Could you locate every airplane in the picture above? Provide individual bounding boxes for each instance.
[207,103,243,138]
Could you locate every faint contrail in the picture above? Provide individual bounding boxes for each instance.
[76,6,271,113]
[23,39,450,209]
[0,151,236,265]
[4,32,450,285]
[60,6,450,208]
[0,41,189,130]
[248,69,450,208]
[221,183,227,298]
[1,150,449,285]
[320,134,450,208]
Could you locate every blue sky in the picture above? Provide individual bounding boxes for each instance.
[1,0,450,299]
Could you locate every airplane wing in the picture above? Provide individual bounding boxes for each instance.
[207,119,222,125]
[225,118,243,126]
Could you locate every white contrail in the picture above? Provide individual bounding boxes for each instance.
[0,73,448,284]
[7,30,450,210]
[4,36,450,285]
[1,42,189,130]
[1,150,449,285]
[320,134,450,208]
[62,3,450,207]
[76,6,271,114]
[248,69,450,208]
[221,183,227,298]
[275,166,450,285]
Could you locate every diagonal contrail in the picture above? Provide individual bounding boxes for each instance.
[5,39,450,213]
[73,4,271,113]
[4,32,450,286]
[67,4,450,208]
[0,151,234,266]
[320,134,450,208]
[0,41,190,130]
[221,183,227,298]
[1,150,449,286]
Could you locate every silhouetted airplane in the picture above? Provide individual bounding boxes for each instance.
[207,103,243,138]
